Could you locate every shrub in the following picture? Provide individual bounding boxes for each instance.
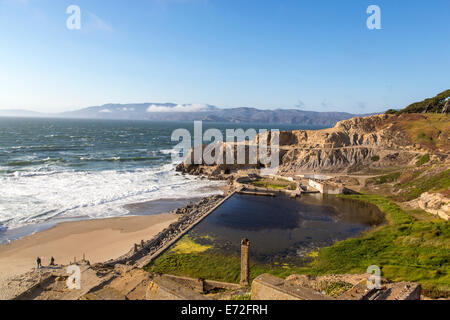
[385,109,398,115]
[416,154,430,166]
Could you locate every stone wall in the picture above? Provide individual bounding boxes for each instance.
[103,191,234,267]
[251,274,334,300]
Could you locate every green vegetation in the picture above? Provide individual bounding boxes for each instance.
[310,195,450,298]
[399,89,450,114]
[324,281,354,298]
[416,154,430,167]
[394,169,450,201]
[250,178,297,190]
[392,113,450,151]
[385,109,399,115]
[146,196,449,298]
[371,155,380,162]
[366,172,401,185]
[232,294,252,300]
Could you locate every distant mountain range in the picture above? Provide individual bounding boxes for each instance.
[0,103,372,127]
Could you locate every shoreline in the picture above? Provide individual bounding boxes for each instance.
[0,213,178,300]
[0,182,230,300]
[0,195,216,245]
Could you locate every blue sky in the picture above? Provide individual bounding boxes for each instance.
[0,0,449,113]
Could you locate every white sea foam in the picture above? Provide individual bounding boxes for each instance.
[0,162,225,230]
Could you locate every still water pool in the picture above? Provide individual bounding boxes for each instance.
[184,193,384,265]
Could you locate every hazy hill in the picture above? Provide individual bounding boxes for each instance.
[0,103,367,127]
[0,109,46,118]
[60,103,364,127]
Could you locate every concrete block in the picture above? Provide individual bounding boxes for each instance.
[251,274,334,300]
[146,276,210,300]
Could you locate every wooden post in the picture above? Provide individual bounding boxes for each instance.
[240,238,250,286]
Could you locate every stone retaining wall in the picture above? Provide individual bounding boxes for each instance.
[103,189,236,267]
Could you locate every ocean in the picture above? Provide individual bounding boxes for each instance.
[0,117,315,242]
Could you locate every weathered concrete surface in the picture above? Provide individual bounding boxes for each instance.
[287,273,422,300]
[159,274,241,293]
[14,264,115,300]
[82,287,127,300]
[339,280,421,300]
[308,179,344,194]
[146,275,210,300]
[251,274,334,300]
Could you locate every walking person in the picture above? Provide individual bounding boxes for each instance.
[50,257,55,266]
[36,257,41,270]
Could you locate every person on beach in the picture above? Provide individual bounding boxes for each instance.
[50,257,55,266]
[36,257,41,270]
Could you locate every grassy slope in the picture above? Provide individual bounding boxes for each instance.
[365,168,450,201]
[250,178,297,190]
[146,195,449,298]
[394,169,450,201]
[312,195,449,298]
[392,113,450,151]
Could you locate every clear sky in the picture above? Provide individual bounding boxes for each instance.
[0,0,449,113]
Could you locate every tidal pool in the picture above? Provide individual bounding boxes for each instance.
[183,193,385,266]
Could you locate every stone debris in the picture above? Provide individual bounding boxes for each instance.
[252,273,421,300]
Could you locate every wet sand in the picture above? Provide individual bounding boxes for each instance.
[0,213,178,299]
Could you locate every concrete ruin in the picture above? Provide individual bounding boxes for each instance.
[252,274,334,300]
[308,179,345,194]
[9,260,423,300]
[251,274,422,300]
[240,238,250,286]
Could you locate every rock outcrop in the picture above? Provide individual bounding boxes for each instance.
[177,114,449,175]
[417,192,450,221]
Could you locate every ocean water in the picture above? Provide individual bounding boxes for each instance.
[0,117,313,240]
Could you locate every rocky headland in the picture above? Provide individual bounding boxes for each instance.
[177,113,449,176]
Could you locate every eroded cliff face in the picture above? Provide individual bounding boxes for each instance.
[177,114,449,175]
[277,114,419,173]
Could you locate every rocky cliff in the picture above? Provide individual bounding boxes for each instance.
[177,113,450,175]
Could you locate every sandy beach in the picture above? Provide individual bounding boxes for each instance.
[0,213,178,299]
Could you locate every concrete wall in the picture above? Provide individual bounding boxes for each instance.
[146,276,210,300]
[308,179,343,194]
[308,180,324,193]
[298,174,332,181]
[251,274,334,300]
